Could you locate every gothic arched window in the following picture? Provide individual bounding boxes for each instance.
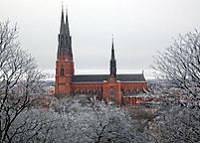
[60,65,64,76]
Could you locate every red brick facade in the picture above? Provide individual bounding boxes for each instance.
[55,9,148,105]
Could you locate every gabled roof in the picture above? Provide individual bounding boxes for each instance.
[72,74,145,83]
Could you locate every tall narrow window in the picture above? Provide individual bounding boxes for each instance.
[110,88,114,101]
[60,65,64,76]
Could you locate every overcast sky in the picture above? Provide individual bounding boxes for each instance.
[0,0,200,79]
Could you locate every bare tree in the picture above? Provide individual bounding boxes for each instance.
[153,30,200,102]
[0,20,44,143]
[51,98,155,143]
[152,30,200,143]
[3,95,157,143]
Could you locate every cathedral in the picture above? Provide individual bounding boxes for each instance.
[55,8,148,105]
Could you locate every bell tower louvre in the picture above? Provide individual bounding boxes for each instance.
[55,7,148,105]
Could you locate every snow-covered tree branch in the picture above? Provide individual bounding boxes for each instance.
[153,30,200,102]
[152,30,200,143]
[0,20,45,143]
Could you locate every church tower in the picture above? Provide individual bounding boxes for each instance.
[55,7,74,97]
[110,37,117,78]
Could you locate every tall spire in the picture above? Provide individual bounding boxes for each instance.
[65,5,73,57]
[60,4,66,34]
[57,5,73,58]
[111,36,115,60]
[65,5,70,35]
[110,36,117,78]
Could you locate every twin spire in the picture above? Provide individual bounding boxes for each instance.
[60,5,70,35]
[57,5,72,58]
[58,5,117,77]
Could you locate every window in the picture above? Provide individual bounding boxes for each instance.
[60,65,64,76]
[110,88,114,101]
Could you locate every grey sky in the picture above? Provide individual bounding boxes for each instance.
[0,0,200,79]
